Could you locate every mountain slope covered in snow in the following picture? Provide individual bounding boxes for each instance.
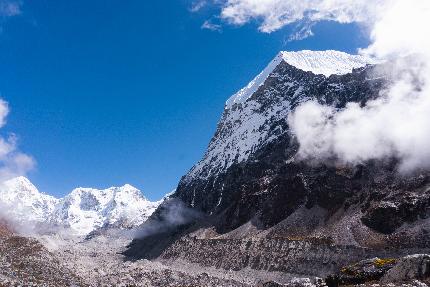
[0,176,59,224]
[0,176,162,235]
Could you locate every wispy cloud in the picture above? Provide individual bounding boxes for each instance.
[287,23,314,42]
[0,99,35,181]
[190,0,207,13]
[201,19,222,32]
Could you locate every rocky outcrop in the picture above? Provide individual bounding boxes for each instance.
[326,257,397,286]
[361,190,430,234]
[325,254,430,286]
[382,254,430,283]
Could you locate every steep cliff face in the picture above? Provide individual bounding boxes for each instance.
[174,50,426,239]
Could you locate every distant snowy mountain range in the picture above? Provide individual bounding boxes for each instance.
[0,176,164,235]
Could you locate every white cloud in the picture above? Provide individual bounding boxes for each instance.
[218,0,390,33]
[287,23,314,42]
[289,73,430,172]
[364,0,430,59]
[0,0,21,17]
[0,99,35,181]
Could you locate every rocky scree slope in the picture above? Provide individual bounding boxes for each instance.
[0,221,86,286]
[127,51,430,284]
[0,176,161,236]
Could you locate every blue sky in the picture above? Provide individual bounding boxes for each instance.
[0,1,369,200]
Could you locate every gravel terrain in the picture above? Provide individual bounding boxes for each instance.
[39,232,330,286]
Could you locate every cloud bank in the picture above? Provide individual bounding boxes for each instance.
[135,198,203,239]
[0,99,35,181]
[288,0,430,172]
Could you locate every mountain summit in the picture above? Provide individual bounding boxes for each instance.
[0,176,58,223]
[226,50,376,108]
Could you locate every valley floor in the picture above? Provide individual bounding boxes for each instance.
[36,233,310,286]
[2,229,429,286]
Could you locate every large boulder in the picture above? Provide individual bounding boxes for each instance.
[382,254,430,283]
[326,257,397,286]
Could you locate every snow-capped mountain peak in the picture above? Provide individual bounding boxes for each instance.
[0,176,58,223]
[3,176,42,197]
[0,177,164,236]
[226,50,377,108]
[186,50,381,183]
[54,184,159,235]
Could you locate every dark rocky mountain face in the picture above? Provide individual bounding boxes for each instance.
[126,55,430,284]
[172,60,430,241]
